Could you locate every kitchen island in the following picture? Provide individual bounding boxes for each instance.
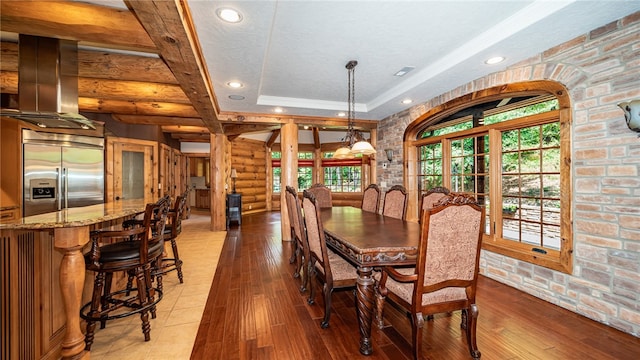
[0,200,148,360]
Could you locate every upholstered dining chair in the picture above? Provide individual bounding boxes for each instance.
[306,183,333,208]
[285,185,309,292]
[419,186,450,223]
[302,190,357,328]
[382,184,408,220]
[361,183,381,213]
[375,193,485,360]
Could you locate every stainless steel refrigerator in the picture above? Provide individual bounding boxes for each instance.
[23,129,104,217]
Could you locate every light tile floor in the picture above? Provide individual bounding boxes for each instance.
[88,211,224,360]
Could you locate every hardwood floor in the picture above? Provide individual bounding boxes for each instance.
[191,211,640,359]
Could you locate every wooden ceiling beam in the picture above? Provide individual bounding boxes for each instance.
[219,112,378,130]
[79,98,200,118]
[162,125,209,133]
[0,1,157,52]
[1,41,177,84]
[115,115,204,127]
[170,133,210,142]
[222,124,281,136]
[266,130,281,148]
[126,0,224,134]
[1,71,189,104]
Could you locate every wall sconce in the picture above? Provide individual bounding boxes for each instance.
[618,100,640,132]
[230,168,238,193]
[385,149,393,162]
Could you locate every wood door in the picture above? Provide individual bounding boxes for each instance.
[160,144,172,197]
[106,137,157,203]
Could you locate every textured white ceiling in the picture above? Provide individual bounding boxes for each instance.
[186,0,640,121]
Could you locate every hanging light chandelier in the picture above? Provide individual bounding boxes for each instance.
[334,60,376,159]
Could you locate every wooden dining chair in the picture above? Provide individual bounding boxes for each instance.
[419,186,450,223]
[285,185,309,292]
[382,184,408,220]
[375,193,485,360]
[361,183,381,213]
[306,183,333,208]
[302,190,357,328]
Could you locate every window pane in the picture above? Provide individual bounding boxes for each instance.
[501,123,560,251]
[273,167,281,193]
[418,142,443,195]
[323,166,361,192]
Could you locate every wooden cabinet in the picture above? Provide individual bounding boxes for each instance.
[195,189,210,209]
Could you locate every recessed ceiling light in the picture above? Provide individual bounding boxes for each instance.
[394,66,415,77]
[401,99,413,104]
[228,95,245,100]
[485,56,505,65]
[227,81,243,88]
[274,107,284,113]
[337,112,346,117]
[217,8,242,23]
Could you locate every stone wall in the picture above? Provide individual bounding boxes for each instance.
[377,12,640,336]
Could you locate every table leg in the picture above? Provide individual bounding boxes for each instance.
[55,227,90,360]
[356,265,375,355]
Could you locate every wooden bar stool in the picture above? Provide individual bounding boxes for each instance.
[154,191,188,288]
[80,196,170,350]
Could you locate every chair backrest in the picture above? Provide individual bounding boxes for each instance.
[416,193,484,305]
[306,183,332,208]
[302,190,333,283]
[285,186,304,242]
[419,186,450,223]
[142,195,171,263]
[167,191,188,238]
[382,185,408,220]
[361,183,381,213]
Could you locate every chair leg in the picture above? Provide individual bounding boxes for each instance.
[289,231,297,264]
[320,285,333,329]
[135,269,152,342]
[84,272,105,350]
[171,238,184,283]
[307,263,316,305]
[411,312,425,360]
[374,283,387,329]
[100,273,113,329]
[465,304,481,359]
[299,253,308,293]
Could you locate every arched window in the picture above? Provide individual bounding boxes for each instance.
[405,81,572,274]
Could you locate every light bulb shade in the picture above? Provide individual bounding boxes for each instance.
[334,146,354,159]
[230,168,238,178]
[350,140,376,155]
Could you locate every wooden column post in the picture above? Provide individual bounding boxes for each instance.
[280,122,298,241]
[54,226,90,360]
[210,133,227,231]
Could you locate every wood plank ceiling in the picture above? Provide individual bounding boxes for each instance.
[0,0,375,143]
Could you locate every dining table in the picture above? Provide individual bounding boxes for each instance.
[320,206,421,355]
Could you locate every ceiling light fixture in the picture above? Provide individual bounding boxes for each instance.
[485,56,505,65]
[274,107,284,113]
[228,95,245,100]
[217,8,242,23]
[337,112,346,117]
[401,99,413,104]
[227,81,243,88]
[393,66,415,77]
[334,60,376,159]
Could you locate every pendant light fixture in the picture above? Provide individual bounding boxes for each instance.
[334,60,376,159]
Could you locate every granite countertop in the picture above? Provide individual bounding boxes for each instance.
[0,199,147,230]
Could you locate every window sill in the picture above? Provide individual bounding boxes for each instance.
[482,236,572,274]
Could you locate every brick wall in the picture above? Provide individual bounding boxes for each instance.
[377,12,640,336]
